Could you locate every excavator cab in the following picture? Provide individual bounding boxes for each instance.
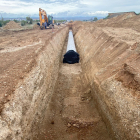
[47,15,54,28]
[48,15,53,24]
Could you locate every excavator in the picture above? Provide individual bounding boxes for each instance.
[39,8,54,29]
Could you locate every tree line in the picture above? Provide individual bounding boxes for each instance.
[0,17,34,27]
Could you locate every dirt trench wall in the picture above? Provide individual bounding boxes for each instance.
[73,24,140,140]
[0,27,69,140]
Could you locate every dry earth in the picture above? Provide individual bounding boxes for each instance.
[0,28,56,112]
[0,13,140,140]
[3,21,22,30]
[35,37,112,140]
[0,26,69,140]
[73,13,140,140]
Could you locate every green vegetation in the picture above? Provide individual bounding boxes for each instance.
[0,16,36,28]
[0,16,20,27]
[93,17,98,21]
[103,15,109,19]
[0,18,10,27]
[54,20,66,23]
[0,22,2,27]
[83,17,98,22]
[21,17,33,26]
[26,17,33,24]
[35,19,40,22]
[21,20,26,26]
[13,19,19,23]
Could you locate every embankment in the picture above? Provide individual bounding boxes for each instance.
[0,27,69,140]
[73,22,140,140]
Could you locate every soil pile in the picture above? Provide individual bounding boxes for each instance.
[3,21,22,30]
[94,13,140,32]
[33,24,40,29]
[117,14,140,31]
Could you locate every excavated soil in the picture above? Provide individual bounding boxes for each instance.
[72,13,140,140]
[35,37,112,140]
[1,12,140,140]
[3,21,22,30]
[0,26,69,140]
[0,27,65,112]
[33,24,40,29]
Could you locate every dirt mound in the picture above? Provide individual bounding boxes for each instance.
[95,19,104,23]
[33,24,40,29]
[3,21,22,30]
[117,14,140,31]
[107,12,136,19]
[95,13,136,28]
[91,12,140,32]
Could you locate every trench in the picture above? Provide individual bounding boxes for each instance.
[1,24,139,140]
[34,30,112,140]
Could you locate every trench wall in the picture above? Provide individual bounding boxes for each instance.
[73,23,140,140]
[0,27,69,140]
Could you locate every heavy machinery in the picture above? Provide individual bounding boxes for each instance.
[39,8,54,29]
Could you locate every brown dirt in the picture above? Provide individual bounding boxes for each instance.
[3,21,22,30]
[33,24,40,29]
[35,36,112,140]
[101,27,140,45]
[0,27,65,113]
[73,14,140,139]
[1,12,140,140]
[94,13,140,32]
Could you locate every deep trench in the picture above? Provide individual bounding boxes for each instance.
[35,30,112,140]
[1,24,139,140]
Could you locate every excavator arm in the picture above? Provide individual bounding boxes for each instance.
[39,8,48,29]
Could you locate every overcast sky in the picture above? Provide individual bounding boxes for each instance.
[0,0,140,17]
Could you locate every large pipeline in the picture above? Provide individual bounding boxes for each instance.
[63,30,79,64]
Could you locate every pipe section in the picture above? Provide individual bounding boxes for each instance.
[63,30,79,64]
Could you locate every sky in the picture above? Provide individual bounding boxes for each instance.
[0,0,140,18]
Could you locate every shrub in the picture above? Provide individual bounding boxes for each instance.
[21,20,26,26]
[0,21,2,27]
[13,19,19,23]
[3,20,10,25]
[26,17,33,24]
[0,20,10,27]
[93,17,98,21]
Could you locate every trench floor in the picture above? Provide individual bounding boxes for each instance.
[39,35,112,140]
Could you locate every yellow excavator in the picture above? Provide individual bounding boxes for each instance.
[39,8,54,29]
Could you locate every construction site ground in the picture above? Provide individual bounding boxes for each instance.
[0,27,60,111]
[0,13,140,140]
[36,37,112,140]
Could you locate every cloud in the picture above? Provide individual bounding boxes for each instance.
[0,0,78,15]
[0,0,140,17]
[88,11,109,15]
